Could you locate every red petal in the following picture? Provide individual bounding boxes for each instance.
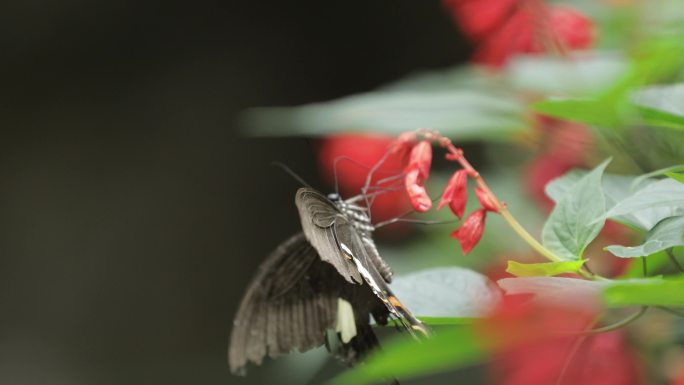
[550,6,595,51]
[405,168,432,213]
[389,132,417,155]
[437,170,468,219]
[406,141,432,180]
[475,187,498,212]
[450,209,486,255]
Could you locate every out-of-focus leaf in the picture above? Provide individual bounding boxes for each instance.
[533,99,684,131]
[390,267,501,318]
[534,98,618,127]
[632,83,684,119]
[240,67,527,139]
[619,250,670,278]
[505,53,627,96]
[506,260,586,277]
[603,276,684,307]
[532,39,684,131]
[329,326,486,385]
[498,276,605,311]
[606,216,684,258]
[667,172,684,184]
[241,90,525,139]
[542,160,610,261]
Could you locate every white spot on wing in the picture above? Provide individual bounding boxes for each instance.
[335,298,357,343]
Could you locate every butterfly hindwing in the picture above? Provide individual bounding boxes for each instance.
[229,233,342,374]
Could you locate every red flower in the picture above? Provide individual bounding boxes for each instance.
[317,133,411,222]
[442,0,596,67]
[406,141,432,180]
[405,168,432,213]
[550,6,595,50]
[451,208,487,254]
[442,0,518,42]
[404,141,433,212]
[437,170,468,218]
[389,131,418,156]
[478,295,641,385]
[475,187,499,212]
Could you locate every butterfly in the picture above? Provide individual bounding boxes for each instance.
[229,187,428,374]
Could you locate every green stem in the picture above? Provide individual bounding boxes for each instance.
[581,306,648,335]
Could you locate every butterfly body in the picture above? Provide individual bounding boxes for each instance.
[229,187,427,375]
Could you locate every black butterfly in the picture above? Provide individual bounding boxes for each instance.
[229,187,428,374]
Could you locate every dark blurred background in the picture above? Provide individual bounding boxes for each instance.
[0,1,469,384]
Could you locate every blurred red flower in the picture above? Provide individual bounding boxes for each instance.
[478,295,642,385]
[317,133,411,222]
[442,0,595,67]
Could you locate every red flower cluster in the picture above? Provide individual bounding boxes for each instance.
[480,295,641,385]
[442,0,595,67]
[396,133,500,255]
[317,133,411,222]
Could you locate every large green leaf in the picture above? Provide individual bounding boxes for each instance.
[390,267,501,318]
[533,98,619,127]
[497,277,605,304]
[500,275,684,308]
[506,260,586,277]
[605,179,684,225]
[667,172,684,184]
[241,68,526,140]
[603,276,684,307]
[606,216,684,258]
[532,40,684,131]
[546,171,684,231]
[329,326,486,385]
[542,160,610,261]
[505,53,626,96]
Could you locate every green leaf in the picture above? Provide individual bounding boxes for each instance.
[619,250,670,278]
[390,267,501,318]
[603,276,684,307]
[240,67,526,140]
[505,53,627,96]
[667,172,684,184]
[532,40,684,131]
[547,170,684,231]
[533,99,619,127]
[606,216,684,258]
[497,276,606,311]
[329,326,486,385]
[605,179,684,223]
[506,260,586,277]
[542,160,610,261]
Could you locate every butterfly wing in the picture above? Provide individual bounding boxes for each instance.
[295,188,363,284]
[295,187,428,337]
[229,232,351,374]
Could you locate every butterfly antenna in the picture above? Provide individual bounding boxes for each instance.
[271,162,312,188]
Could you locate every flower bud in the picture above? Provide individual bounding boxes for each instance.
[437,170,468,219]
[451,209,487,255]
[404,168,432,212]
[406,141,432,180]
